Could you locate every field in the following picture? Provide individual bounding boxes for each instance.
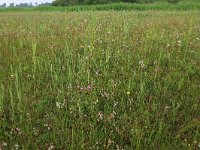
[0,10,200,149]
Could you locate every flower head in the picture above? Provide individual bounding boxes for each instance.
[87,85,92,91]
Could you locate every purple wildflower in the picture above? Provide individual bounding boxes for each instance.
[87,85,92,91]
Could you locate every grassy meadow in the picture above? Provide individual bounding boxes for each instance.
[0,10,200,149]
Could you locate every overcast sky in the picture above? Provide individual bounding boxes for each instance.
[0,0,53,5]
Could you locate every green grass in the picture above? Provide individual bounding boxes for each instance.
[0,1,200,12]
[0,11,200,149]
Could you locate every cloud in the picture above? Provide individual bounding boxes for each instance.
[0,0,53,5]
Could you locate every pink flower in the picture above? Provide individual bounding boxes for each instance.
[80,87,85,91]
[87,85,92,91]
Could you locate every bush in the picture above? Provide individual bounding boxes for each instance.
[52,0,160,6]
[167,0,181,4]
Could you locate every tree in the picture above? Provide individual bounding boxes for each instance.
[167,0,181,3]
[9,3,15,8]
[0,3,6,8]
[51,0,166,6]
[52,0,78,6]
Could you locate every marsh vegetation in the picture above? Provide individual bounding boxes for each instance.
[0,11,200,149]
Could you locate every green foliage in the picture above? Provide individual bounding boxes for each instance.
[51,0,151,6]
[52,0,185,6]
[1,1,200,12]
[0,11,200,149]
[167,0,181,4]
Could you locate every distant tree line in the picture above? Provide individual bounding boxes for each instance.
[52,0,181,6]
[0,0,184,8]
[0,2,51,8]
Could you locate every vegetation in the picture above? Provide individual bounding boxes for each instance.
[0,10,200,149]
[0,1,200,12]
[51,0,183,6]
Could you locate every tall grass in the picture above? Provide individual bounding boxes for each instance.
[0,11,200,149]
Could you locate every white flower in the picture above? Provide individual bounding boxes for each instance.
[139,61,145,68]
[48,145,54,150]
[56,99,66,109]
[14,144,19,149]
[56,102,62,109]
[98,111,103,121]
[166,43,171,47]
[2,142,7,146]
